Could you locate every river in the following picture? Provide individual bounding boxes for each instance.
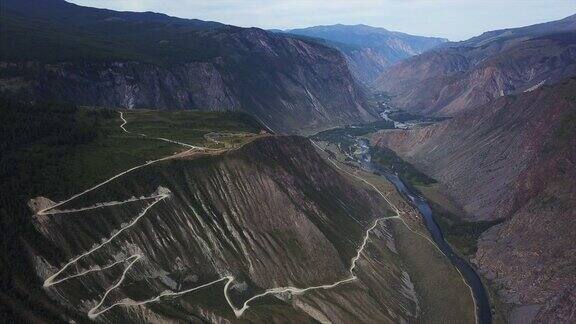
[353,138,492,324]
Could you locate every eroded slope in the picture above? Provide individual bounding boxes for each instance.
[374,78,576,323]
[31,135,425,323]
[375,15,576,116]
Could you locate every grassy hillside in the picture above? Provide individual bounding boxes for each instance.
[122,110,263,148]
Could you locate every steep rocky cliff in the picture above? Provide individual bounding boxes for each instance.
[0,0,376,134]
[374,78,576,323]
[375,14,576,116]
[287,24,447,85]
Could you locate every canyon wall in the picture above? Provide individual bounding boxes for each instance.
[374,79,576,323]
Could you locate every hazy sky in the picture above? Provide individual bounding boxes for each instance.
[69,0,575,41]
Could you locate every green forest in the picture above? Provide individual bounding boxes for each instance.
[0,98,114,321]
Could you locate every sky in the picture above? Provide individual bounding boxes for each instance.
[69,0,576,41]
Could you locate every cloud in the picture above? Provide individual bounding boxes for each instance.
[69,0,576,40]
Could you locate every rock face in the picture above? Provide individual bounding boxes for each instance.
[373,17,576,321]
[375,14,576,116]
[374,79,576,323]
[32,136,425,323]
[287,24,447,85]
[0,0,376,134]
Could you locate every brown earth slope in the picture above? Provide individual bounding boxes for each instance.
[374,78,576,323]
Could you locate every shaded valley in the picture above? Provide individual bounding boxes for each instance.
[285,24,447,85]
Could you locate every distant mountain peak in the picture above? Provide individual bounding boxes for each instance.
[452,12,576,48]
[375,12,576,117]
[285,24,448,84]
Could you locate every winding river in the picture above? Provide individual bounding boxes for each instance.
[354,138,492,324]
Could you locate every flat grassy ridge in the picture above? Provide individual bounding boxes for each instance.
[122,110,263,149]
[72,109,263,197]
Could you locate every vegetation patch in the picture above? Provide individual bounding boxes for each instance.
[388,111,450,123]
[425,199,503,256]
[369,146,437,186]
[367,144,501,256]
[414,183,503,257]
[1,8,224,64]
[0,99,114,322]
[312,120,395,142]
[311,120,395,157]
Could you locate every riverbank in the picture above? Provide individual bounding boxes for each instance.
[365,137,502,324]
[413,184,508,324]
[313,140,477,323]
[366,140,505,324]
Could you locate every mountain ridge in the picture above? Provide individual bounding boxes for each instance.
[285,24,447,84]
[0,0,376,134]
[374,13,576,116]
[21,112,475,322]
[374,77,576,323]
[449,13,576,48]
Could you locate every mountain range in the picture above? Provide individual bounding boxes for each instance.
[375,14,576,116]
[1,0,576,323]
[0,0,377,134]
[373,14,576,323]
[285,24,447,84]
